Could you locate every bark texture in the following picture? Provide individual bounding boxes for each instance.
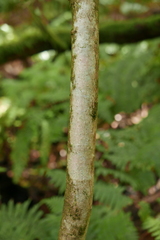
[0,15,160,65]
[58,0,99,239]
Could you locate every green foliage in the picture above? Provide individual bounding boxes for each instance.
[11,122,32,181]
[0,0,19,12]
[0,197,137,240]
[40,120,51,164]
[0,200,48,240]
[97,104,160,194]
[0,198,64,240]
[94,181,132,210]
[40,197,64,240]
[99,39,160,122]
[0,21,160,239]
[0,167,7,172]
[138,201,152,222]
[129,169,155,194]
[87,206,138,240]
[95,211,138,240]
[95,162,137,187]
[143,216,160,240]
[137,201,160,240]
[44,169,66,194]
[41,196,64,214]
[42,196,135,240]
[1,38,159,182]
[0,53,70,180]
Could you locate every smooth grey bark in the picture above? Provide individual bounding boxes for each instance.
[58,0,99,239]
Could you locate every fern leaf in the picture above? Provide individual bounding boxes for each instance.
[129,169,155,194]
[41,196,64,215]
[99,39,160,117]
[96,167,137,187]
[46,169,66,194]
[40,197,64,240]
[11,123,32,181]
[143,216,160,240]
[94,181,132,210]
[87,206,138,240]
[0,200,49,240]
[40,120,51,164]
[138,201,152,222]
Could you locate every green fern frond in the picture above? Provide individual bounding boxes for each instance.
[97,211,138,240]
[94,181,132,210]
[11,123,32,181]
[95,166,137,187]
[48,103,69,143]
[98,127,141,170]
[99,39,160,119]
[1,56,70,181]
[41,196,64,215]
[40,120,51,164]
[41,213,62,240]
[40,197,64,240]
[143,216,160,240]
[46,169,66,194]
[0,200,49,240]
[87,205,111,239]
[129,169,155,194]
[97,104,160,194]
[87,206,138,240]
[138,201,152,222]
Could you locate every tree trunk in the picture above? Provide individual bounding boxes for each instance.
[58,0,99,239]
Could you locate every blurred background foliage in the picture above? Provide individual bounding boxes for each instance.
[0,0,160,239]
